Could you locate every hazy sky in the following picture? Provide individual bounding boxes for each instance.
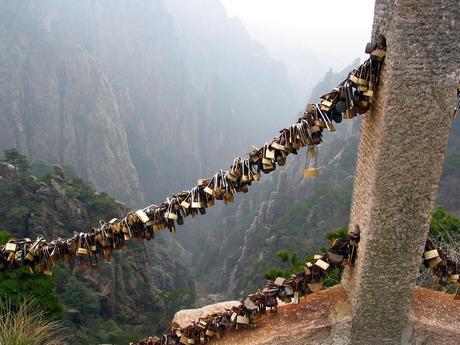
[220,0,375,100]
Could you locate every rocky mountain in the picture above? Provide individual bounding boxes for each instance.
[0,156,194,344]
[0,0,295,206]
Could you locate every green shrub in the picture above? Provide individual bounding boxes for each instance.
[2,149,30,174]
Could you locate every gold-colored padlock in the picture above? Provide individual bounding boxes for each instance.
[427,256,442,268]
[303,168,318,178]
[371,48,386,61]
[423,249,439,260]
[76,247,88,256]
[304,146,319,178]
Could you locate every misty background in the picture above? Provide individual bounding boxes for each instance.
[221,0,375,104]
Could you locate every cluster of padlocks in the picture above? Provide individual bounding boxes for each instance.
[0,42,387,274]
[423,239,460,287]
[133,234,460,345]
[133,234,359,345]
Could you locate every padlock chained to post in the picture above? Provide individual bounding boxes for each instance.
[132,234,460,345]
[132,233,360,345]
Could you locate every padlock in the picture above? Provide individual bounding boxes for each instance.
[76,247,88,256]
[320,100,332,112]
[274,277,285,286]
[293,291,300,304]
[315,259,330,271]
[179,334,189,345]
[427,256,442,268]
[423,249,439,260]
[5,242,16,252]
[304,146,318,178]
[371,48,386,61]
[448,274,459,283]
[236,315,250,325]
[197,179,207,186]
[135,209,150,224]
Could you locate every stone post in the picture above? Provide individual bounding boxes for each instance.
[343,1,459,344]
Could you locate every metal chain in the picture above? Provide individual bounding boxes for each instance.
[0,43,387,275]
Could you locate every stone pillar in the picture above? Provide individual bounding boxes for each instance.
[343,1,459,344]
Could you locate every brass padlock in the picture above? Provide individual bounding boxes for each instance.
[427,256,442,268]
[76,247,88,256]
[265,145,275,159]
[371,48,386,61]
[423,249,439,260]
[304,146,318,178]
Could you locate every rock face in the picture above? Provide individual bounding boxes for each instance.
[173,286,460,345]
[0,3,143,204]
[0,0,295,206]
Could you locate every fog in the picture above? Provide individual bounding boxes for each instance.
[221,0,375,100]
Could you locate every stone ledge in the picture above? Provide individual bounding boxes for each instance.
[173,286,460,345]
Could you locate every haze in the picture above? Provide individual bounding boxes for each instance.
[221,0,375,100]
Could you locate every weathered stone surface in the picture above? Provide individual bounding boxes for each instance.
[174,286,460,345]
[342,1,460,344]
[173,301,241,329]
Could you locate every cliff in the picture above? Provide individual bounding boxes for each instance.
[0,0,295,206]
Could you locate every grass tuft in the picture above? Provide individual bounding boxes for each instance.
[0,298,65,345]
